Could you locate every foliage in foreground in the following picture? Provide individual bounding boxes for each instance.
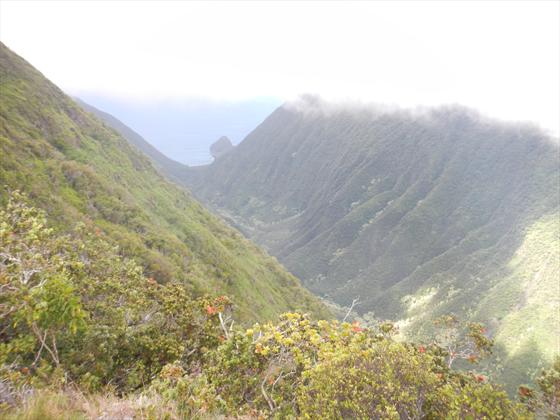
[1,193,557,419]
[1,192,226,398]
[197,313,530,419]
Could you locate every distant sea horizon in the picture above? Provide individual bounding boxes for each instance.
[76,94,282,166]
[184,144,215,167]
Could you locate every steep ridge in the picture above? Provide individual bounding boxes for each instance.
[0,43,329,322]
[74,98,188,182]
[181,97,559,388]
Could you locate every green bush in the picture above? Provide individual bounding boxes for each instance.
[0,192,225,397]
[203,312,530,418]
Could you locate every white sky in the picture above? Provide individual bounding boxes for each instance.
[1,1,559,135]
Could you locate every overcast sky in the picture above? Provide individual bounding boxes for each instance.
[1,0,559,135]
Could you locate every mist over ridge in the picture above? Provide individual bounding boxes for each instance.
[283,94,559,142]
[78,92,559,171]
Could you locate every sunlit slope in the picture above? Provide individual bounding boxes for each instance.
[0,43,329,322]
[74,98,188,183]
[181,97,559,387]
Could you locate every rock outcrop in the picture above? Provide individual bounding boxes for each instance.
[210,136,234,159]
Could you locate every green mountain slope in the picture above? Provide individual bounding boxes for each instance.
[74,98,188,183]
[0,43,329,322]
[180,96,559,389]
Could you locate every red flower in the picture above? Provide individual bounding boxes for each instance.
[206,305,217,315]
[351,321,363,333]
[475,375,485,383]
[418,345,426,353]
[518,386,533,397]
[216,295,229,304]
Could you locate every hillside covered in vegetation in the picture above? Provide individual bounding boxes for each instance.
[181,96,560,391]
[0,43,328,323]
[1,42,559,419]
[4,191,560,418]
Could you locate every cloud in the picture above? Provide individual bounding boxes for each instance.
[284,94,559,145]
[1,1,558,134]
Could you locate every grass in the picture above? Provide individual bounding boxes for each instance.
[3,388,184,420]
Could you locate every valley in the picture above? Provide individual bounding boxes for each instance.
[174,97,559,391]
[0,34,558,417]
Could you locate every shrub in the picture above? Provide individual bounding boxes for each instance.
[0,192,225,397]
[204,313,530,418]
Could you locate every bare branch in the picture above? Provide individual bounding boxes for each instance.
[342,297,360,323]
[32,330,48,366]
[31,323,59,366]
[218,312,232,340]
[261,375,276,412]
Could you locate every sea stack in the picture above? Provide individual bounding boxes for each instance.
[210,136,234,159]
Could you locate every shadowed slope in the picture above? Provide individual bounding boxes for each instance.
[180,97,559,388]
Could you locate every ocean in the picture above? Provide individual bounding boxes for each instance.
[77,95,282,167]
